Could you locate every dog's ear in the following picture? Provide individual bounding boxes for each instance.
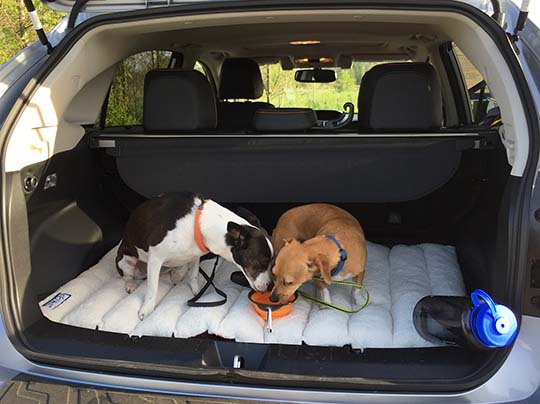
[226,222,248,249]
[236,207,272,239]
[308,253,332,285]
[283,238,302,248]
[236,207,262,228]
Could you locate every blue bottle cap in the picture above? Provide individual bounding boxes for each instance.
[470,289,518,348]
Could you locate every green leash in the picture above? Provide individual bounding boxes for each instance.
[297,276,370,314]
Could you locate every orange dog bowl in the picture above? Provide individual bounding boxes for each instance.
[248,290,298,320]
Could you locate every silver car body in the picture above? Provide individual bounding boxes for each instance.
[0,0,539,402]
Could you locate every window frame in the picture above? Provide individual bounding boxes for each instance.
[168,52,184,68]
[451,44,499,125]
[439,42,473,126]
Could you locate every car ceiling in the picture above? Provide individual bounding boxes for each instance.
[146,22,446,67]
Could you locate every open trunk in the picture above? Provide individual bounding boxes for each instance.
[1,0,537,396]
[8,127,513,390]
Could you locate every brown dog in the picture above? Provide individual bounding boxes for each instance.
[270,204,367,305]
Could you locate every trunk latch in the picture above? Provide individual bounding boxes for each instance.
[232,355,243,369]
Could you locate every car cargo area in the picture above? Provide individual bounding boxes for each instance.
[37,129,499,348]
[0,3,533,393]
[16,127,511,388]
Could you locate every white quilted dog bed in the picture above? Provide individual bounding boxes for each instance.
[40,241,465,348]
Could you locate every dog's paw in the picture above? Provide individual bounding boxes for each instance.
[138,302,154,321]
[125,280,139,294]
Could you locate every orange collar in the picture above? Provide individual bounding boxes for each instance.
[194,201,210,253]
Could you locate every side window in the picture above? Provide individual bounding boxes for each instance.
[194,61,208,77]
[194,60,216,90]
[105,50,172,127]
[454,46,500,125]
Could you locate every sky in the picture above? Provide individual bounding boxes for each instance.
[510,0,540,27]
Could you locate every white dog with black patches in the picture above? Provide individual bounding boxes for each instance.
[115,192,273,320]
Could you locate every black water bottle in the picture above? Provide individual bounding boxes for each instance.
[413,289,518,349]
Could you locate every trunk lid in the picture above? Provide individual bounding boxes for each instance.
[44,0,233,13]
[43,0,495,14]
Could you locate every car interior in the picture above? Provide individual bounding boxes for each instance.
[0,6,533,392]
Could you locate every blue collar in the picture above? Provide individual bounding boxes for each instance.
[324,234,348,277]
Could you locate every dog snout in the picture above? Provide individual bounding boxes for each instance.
[267,282,274,292]
[253,271,272,292]
[269,293,280,303]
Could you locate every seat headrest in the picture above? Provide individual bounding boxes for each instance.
[143,69,217,132]
[253,108,317,132]
[219,58,265,100]
[358,63,443,131]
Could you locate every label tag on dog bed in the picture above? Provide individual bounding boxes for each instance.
[42,293,71,309]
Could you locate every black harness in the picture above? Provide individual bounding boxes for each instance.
[187,255,227,307]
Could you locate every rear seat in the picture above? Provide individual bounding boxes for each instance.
[98,64,492,204]
[358,62,443,132]
[143,69,217,132]
[253,108,317,132]
[217,58,274,130]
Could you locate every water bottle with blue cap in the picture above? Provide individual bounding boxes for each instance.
[413,289,518,349]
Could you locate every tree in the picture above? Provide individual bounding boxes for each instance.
[106,50,172,126]
[0,1,64,65]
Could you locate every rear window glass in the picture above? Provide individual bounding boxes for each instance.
[255,61,408,111]
[454,45,499,125]
[105,50,171,127]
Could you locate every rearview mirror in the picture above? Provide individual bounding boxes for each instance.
[294,69,336,83]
